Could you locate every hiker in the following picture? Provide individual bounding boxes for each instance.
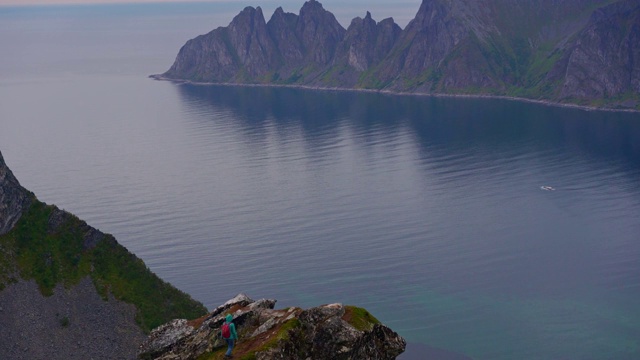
[221,314,238,358]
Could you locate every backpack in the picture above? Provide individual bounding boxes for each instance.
[221,322,231,339]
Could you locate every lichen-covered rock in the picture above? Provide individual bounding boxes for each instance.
[138,295,406,360]
[350,324,408,360]
[137,319,196,360]
[138,294,264,360]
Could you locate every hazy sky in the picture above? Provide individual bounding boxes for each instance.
[0,0,421,28]
[1,0,215,5]
[0,0,419,6]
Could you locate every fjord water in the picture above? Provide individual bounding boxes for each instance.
[1,4,640,359]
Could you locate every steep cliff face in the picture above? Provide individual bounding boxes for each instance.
[337,12,380,72]
[296,0,346,65]
[380,0,472,81]
[157,0,639,109]
[227,6,279,79]
[0,152,31,236]
[550,0,640,102]
[371,0,506,92]
[337,12,401,72]
[163,26,239,82]
[325,12,402,87]
[138,294,406,360]
[267,0,347,84]
[267,7,304,65]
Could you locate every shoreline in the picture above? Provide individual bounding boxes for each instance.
[149,74,640,114]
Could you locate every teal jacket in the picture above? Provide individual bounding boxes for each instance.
[223,314,238,340]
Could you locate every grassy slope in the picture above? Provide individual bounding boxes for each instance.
[0,197,208,333]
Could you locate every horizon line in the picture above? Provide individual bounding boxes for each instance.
[1,0,249,6]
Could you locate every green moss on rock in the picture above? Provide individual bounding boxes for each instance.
[343,305,380,331]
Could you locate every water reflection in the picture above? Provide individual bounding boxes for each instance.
[171,83,640,359]
[176,84,640,169]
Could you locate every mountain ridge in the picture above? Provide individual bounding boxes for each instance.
[157,0,640,110]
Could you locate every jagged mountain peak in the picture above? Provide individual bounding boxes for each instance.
[273,6,285,16]
[348,11,376,28]
[226,4,277,76]
[295,0,345,64]
[269,5,297,23]
[297,0,344,28]
[240,5,262,14]
[156,0,640,110]
[300,0,323,11]
[297,0,344,31]
[378,17,398,27]
[228,6,261,27]
[230,5,266,27]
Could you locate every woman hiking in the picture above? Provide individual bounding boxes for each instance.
[221,314,238,358]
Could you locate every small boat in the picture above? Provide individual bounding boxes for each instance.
[540,186,555,191]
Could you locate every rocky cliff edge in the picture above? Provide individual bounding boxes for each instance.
[0,152,31,236]
[138,293,406,360]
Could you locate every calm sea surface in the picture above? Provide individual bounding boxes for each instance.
[1,4,639,360]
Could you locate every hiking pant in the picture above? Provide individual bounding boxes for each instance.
[225,338,235,356]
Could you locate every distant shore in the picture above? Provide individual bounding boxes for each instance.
[149,74,640,114]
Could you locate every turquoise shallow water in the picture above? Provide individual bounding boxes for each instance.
[1,4,639,359]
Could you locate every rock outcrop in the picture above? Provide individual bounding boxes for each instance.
[0,152,31,235]
[332,12,402,86]
[156,0,640,110]
[296,0,345,65]
[138,294,406,360]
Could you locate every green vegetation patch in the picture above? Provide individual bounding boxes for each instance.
[320,65,350,87]
[90,234,207,332]
[196,318,301,360]
[238,318,302,360]
[0,197,208,333]
[7,200,89,295]
[356,67,389,90]
[254,318,301,353]
[343,305,380,331]
[59,316,70,327]
[284,71,303,84]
